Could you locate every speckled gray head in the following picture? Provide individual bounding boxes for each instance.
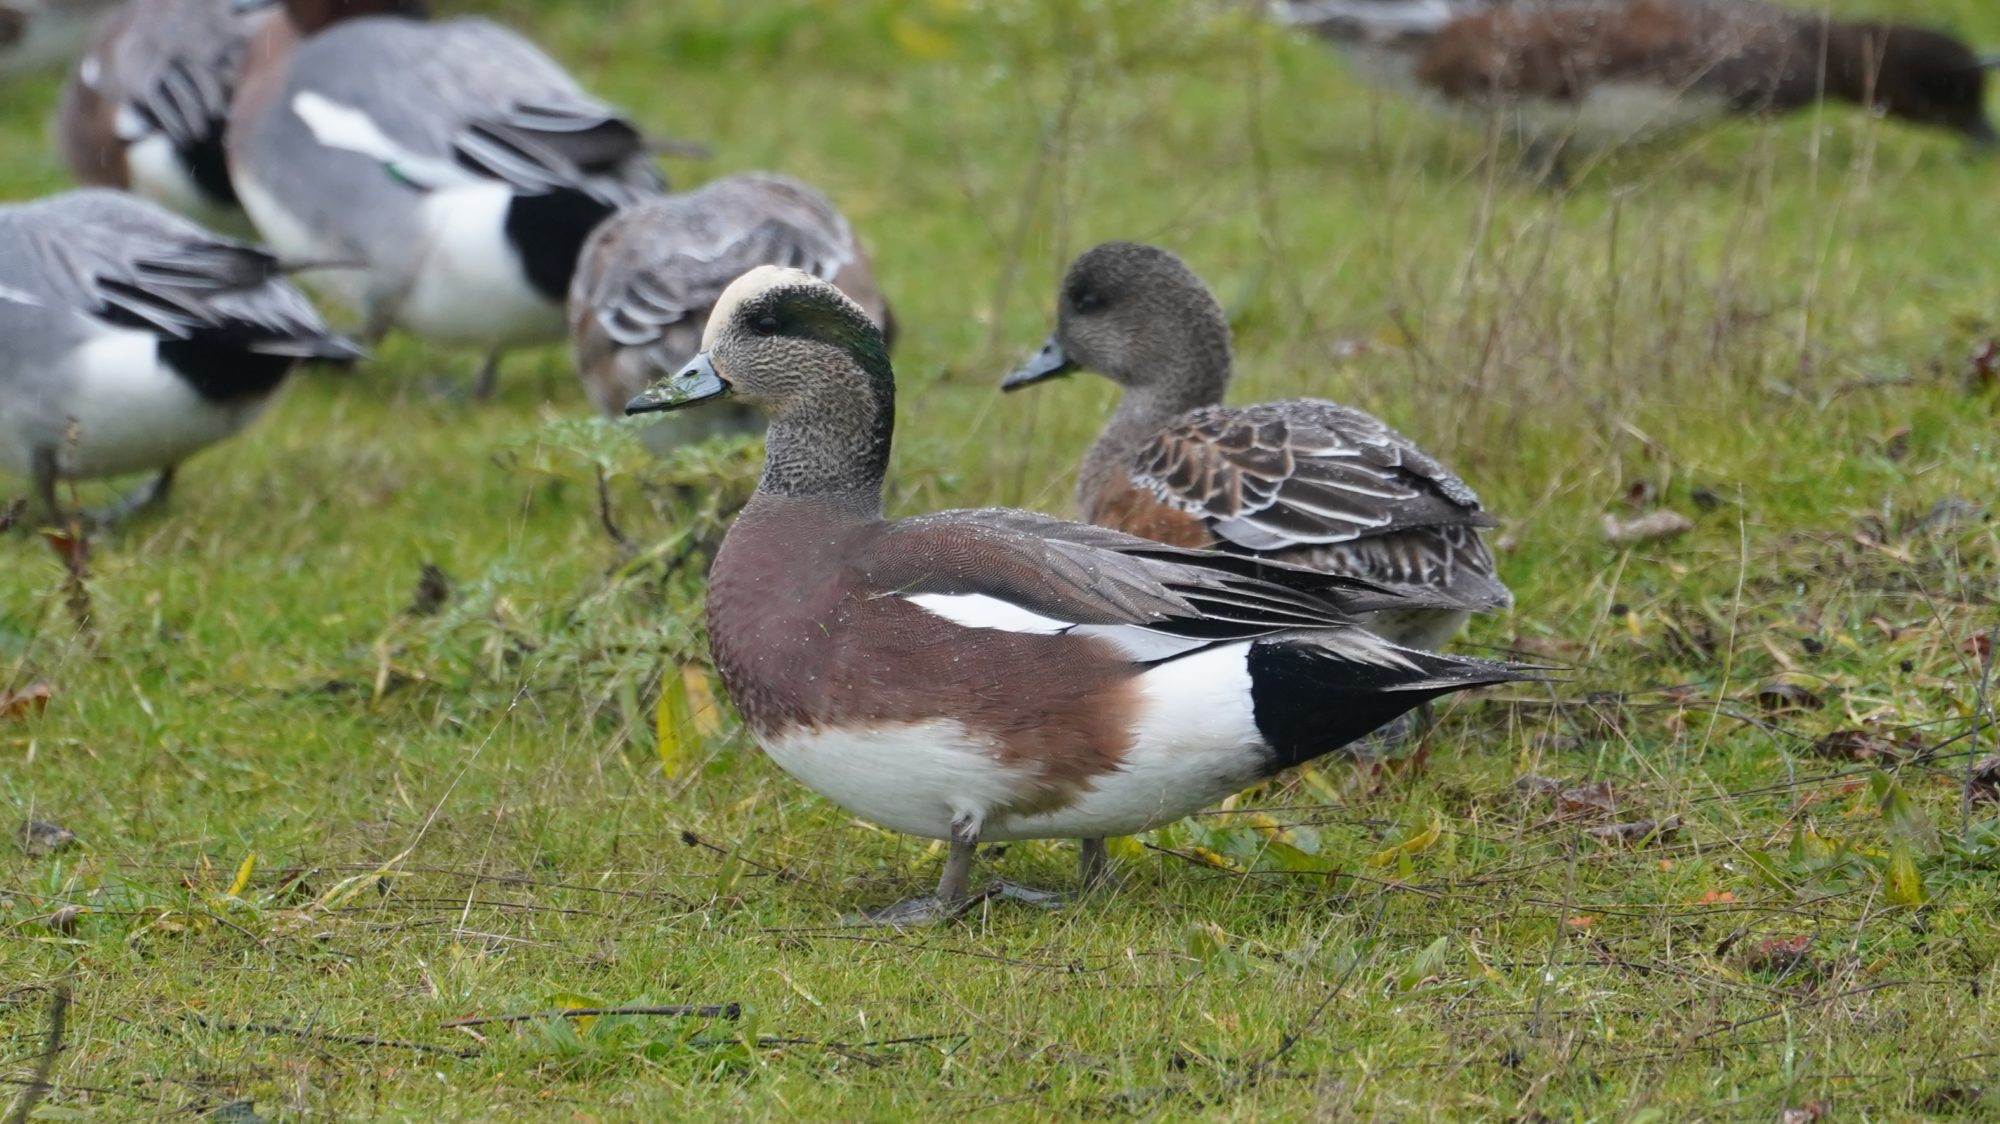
[1003,241,1231,394]
[626,265,891,424]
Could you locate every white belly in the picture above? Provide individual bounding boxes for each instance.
[757,645,1273,843]
[232,169,374,311]
[1482,83,1733,148]
[0,327,273,479]
[123,134,245,234]
[397,184,565,348]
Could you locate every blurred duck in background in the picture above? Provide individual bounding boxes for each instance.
[570,172,893,451]
[0,190,357,525]
[55,0,288,230]
[1270,0,1998,177]
[227,0,666,396]
[0,0,118,79]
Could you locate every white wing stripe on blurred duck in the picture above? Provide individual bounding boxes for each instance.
[289,91,474,190]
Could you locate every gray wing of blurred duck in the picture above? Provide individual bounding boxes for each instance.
[570,173,891,422]
[57,0,256,219]
[230,17,662,293]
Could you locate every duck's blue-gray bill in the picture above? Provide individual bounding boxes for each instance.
[1001,336,1077,391]
[626,353,730,415]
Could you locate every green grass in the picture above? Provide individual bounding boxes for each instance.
[6,0,2000,1117]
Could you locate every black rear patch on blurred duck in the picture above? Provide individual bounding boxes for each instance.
[504,189,618,302]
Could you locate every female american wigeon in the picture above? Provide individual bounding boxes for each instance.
[0,0,118,79]
[226,0,662,395]
[1273,0,1997,175]
[1005,242,1508,658]
[625,266,1534,924]
[570,173,892,448]
[0,190,357,524]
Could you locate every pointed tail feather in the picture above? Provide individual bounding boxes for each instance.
[1249,630,1547,773]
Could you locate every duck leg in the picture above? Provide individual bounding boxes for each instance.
[1520,138,1571,189]
[856,815,984,927]
[88,466,175,526]
[29,446,61,528]
[470,351,502,400]
[1077,837,1124,893]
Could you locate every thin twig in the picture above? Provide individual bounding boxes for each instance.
[594,465,632,551]
[4,982,67,1124]
[185,1013,477,1059]
[439,1003,741,1030]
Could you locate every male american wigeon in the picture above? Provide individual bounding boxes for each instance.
[571,173,893,449]
[0,189,358,524]
[227,0,663,395]
[0,0,118,78]
[1273,0,1998,174]
[1005,242,1508,660]
[625,266,1535,924]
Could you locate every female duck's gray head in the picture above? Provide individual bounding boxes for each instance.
[1003,240,1232,396]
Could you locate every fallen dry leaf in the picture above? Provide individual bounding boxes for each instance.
[1968,756,2000,808]
[1969,338,2000,388]
[1781,1100,1831,1124]
[1809,729,1916,763]
[1601,511,1694,546]
[1558,781,1619,817]
[1586,816,1681,846]
[0,680,51,720]
[18,819,76,857]
[1752,680,1823,713]
[407,563,454,618]
[1744,934,1815,975]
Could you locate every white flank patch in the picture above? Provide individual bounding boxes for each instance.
[904,592,1213,663]
[993,643,1268,841]
[904,592,1069,634]
[123,134,235,228]
[78,54,101,90]
[1523,82,1732,148]
[0,283,42,307]
[761,719,1031,842]
[112,104,149,143]
[231,170,371,310]
[53,323,273,478]
[396,184,566,347]
[701,264,826,349]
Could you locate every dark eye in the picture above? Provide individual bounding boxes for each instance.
[753,313,781,335]
[1070,286,1106,314]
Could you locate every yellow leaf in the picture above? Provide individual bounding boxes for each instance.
[1105,836,1145,861]
[1371,814,1445,865]
[683,666,721,738]
[1248,813,1290,841]
[889,14,955,59]
[227,852,257,898]
[658,665,722,778]
[1885,839,1927,908]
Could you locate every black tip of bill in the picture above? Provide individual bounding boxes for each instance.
[1000,335,1077,392]
[627,352,730,416]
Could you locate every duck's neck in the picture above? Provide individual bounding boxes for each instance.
[753,383,894,520]
[1077,326,1231,517]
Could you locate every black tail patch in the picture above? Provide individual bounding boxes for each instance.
[504,189,619,302]
[1247,638,1537,773]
